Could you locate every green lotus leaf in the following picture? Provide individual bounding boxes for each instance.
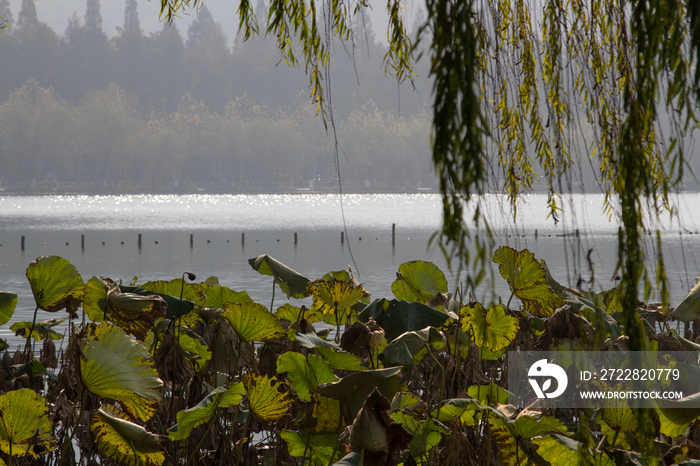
[0,339,6,352]
[468,383,511,406]
[277,353,337,402]
[244,373,293,421]
[391,411,447,465]
[391,260,448,304]
[175,328,212,365]
[83,276,109,322]
[432,398,481,426]
[224,301,286,342]
[308,278,369,316]
[383,326,446,366]
[203,284,252,308]
[493,246,563,316]
[533,434,614,466]
[0,291,17,326]
[316,347,365,371]
[26,255,84,313]
[293,332,341,350]
[673,277,700,322]
[276,303,325,324]
[92,405,166,466]
[0,388,53,458]
[596,405,637,449]
[358,299,451,342]
[168,383,245,440]
[317,367,403,424]
[11,318,65,341]
[461,303,519,352]
[656,405,694,438]
[281,431,337,466]
[249,254,311,299]
[490,414,568,466]
[655,391,700,435]
[390,392,424,414]
[80,322,162,421]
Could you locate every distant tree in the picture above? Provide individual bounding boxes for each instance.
[16,0,37,29]
[124,0,141,33]
[112,0,150,105]
[184,5,232,110]
[59,1,112,101]
[84,0,102,32]
[146,22,186,113]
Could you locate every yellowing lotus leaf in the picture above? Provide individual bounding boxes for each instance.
[308,279,369,316]
[493,246,563,316]
[223,301,286,342]
[168,383,245,440]
[92,405,166,466]
[80,322,162,421]
[107,284,167,340]
[83,276,110,322]
[391,260,448,304]
[0,389,53,458]
[462,303,519,352]
[243,373,293,421]
[26,255,84,314]
[203,284,252,308]
[281,431,337,466]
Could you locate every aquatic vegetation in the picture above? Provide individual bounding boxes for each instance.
[0,249,699,465]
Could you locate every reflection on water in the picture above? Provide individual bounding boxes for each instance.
[1,193,699,349]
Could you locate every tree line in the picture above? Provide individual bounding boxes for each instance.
[0,0,435,189]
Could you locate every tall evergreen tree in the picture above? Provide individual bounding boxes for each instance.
[84,0,102,32]
[17,0,37,29]
[123,0,140,33]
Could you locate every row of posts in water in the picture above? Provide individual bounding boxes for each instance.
[15,224,402,251]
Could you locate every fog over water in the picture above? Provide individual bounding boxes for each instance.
[1,193,698,348]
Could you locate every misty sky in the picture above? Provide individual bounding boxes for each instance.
[7,0,423,45]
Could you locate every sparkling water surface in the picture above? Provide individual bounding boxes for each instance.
[1,193,698,349]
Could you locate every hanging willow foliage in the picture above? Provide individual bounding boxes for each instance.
[158,0,699,343]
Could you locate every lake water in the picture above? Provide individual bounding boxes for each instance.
[2,192,700,349]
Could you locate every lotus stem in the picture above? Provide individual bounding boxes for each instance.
[359,447,365,466]
[335,304,340,343]
[186,405,219,466]
[235,405,254,466]
[270,278,276,314]
[427,346,445,421]
[23,304,39,359]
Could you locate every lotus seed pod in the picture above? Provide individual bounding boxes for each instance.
[368,328,385,351]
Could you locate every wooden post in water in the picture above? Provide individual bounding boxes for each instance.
[392,223,396,246]
[241,233,245,247]
[294,232,298,245]
[21,235,25,251]
[341,232,344,244]
[138,233,142,249]
[190,234,194,248]
[81,234,85,251]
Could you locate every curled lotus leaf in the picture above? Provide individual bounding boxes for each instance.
[92,405,166,466]
[358,299,451,342]
[277,352,337,402]
[224,301,286,342]
[26,255,84,314]
[461,303,519,352]
[82,277,110,322]
[0,388,53,458]
[106,282,167,340]
[391,260,448,304]
[249,254,311,299]
[244,373,293,421]
[493,246,563,316]
[673,277,700,322]
[80,322,162,421]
